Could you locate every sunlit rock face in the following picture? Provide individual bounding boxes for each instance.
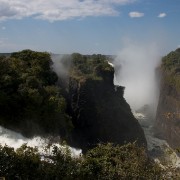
[155,49,180,149]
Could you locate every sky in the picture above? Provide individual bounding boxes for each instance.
[0,0,180,55]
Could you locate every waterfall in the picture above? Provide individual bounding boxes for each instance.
[133,111,180,168]
[0,125,81,157]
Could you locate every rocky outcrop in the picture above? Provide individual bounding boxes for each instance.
[65,54,147,151]
[0,51,147,152]
[155,49,180,149]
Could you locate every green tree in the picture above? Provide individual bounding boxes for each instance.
[0,50,72,138]
[79,143,162,180]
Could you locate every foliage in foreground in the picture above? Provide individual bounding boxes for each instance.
[0,142,166,180]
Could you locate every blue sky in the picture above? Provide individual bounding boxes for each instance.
[0,0,180,55]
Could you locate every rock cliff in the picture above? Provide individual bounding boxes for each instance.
[0,51,147,152]
[65,53,147,151]
[155,48,180,149]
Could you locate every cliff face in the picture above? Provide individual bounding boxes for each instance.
[155,48,180,149]
[65,54,147,151]
[0,51,147,152]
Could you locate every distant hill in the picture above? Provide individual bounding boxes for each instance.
[0,53,11,57]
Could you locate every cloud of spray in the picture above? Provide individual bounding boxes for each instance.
[114,39,162,114]
[0,125,81,156]
[51,54,69,78]
[51,54,72,86]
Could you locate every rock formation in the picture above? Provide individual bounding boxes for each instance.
[65,53,147,151]
[0,51,147,152]
[155,48,180,149]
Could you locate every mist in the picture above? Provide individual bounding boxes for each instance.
[0,125,81,156]
[51,54,72,86]
[51,54,70,78]
[114,39,162,114]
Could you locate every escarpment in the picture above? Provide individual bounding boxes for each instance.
[65,53,147,151]
[155,48,180,149]
[0,51,147,152]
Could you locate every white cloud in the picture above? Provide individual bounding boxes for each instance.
[158,13,166,18]
[129,11,144,18]
[0,0,136,22]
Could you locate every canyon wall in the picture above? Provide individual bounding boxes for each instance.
[155,48,180,149]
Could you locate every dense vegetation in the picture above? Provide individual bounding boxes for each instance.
[70,53,114,81]
[162,48,180,70]
[0,142,164,180]
[0,50,117,141]
[0,50,72,137]
[161,48,180,91]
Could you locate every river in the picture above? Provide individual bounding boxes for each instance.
[134,108,180,168]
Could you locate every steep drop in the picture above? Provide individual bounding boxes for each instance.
[56,53,147,151]
[155,48,180,149]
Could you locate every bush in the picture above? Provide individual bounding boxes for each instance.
[0,142,164,180]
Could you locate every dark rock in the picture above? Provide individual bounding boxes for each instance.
[65,55,147,152]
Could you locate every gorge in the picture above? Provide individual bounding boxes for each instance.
[155,48,180,150]
[0,50,147,151]
[0,48,180,178]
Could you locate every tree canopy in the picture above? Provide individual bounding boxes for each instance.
[161,48,180,91]
[0,142,166,180]
[0,50,72,137]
